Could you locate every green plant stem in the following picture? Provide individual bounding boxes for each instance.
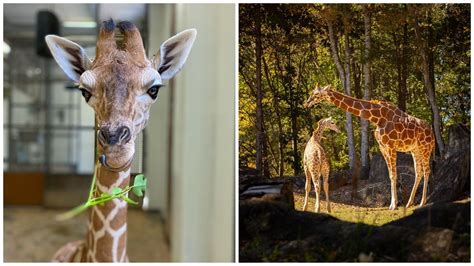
[56,163,146,221]
[88,163,99,200]
[56,185,141,221]
[56,203,90,221]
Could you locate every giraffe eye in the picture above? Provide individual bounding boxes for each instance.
[79,88,92,102]
[147,85,162,100]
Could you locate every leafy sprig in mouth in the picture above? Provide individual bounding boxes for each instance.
[56,162,147,221]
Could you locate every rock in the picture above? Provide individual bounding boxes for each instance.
[387,201,470,233]
[329,169,352,190]
[292,175,306,191]
[366,152,419,206]
[239,200,470,262]
[408,228,454,261]
[356,182,391,207]
[239,167,264,194]
[358,252,374,262]
[292,170,351,194]
[369,153,415,183]
[428,124,470,203]
[240,178,295,209]
[356,176,421,207]
[445,123,470,158]
[428,150,470,203]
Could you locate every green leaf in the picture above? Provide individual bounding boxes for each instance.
[110,187,123,195]
[58,162,150,221]
[132,174,147,197]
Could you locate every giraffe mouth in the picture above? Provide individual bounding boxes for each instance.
[303,101,314,108]
[99,154,133,172]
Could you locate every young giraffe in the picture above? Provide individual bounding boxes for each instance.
[304,85,435,210]
[46,19,196,262]
[303,117,340,213]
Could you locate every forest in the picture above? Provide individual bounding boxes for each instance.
[239,4,470,178]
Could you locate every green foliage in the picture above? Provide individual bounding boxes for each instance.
[110,187,123,196]
[56,163,147,221]
[132,174,147,197]
[239,4,470,177]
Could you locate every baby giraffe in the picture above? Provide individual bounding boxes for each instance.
[46,19,196,262]
[303,117,340,213]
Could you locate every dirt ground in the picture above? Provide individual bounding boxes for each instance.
[4,206,170,262]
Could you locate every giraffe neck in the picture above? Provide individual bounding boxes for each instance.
[326,89,382,125]
[84,163,130,262]
[312,123,326,142]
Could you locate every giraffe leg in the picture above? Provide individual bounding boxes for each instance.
[380,147,398,210]
[313,174,321,213]
[406,152,423,208]
[302,166,311,211]
[52,240,86,262]
[419,156,431,207]
[322,168,331,213]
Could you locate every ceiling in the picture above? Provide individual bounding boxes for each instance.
[4,4,147,47]
[4,4,97,26]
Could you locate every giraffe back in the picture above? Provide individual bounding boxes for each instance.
[304,138,329,175]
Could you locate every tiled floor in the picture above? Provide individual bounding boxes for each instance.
[4,206,170,262]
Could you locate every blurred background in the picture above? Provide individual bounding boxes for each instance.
[3,3,235,262]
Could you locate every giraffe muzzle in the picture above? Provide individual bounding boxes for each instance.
[98,126,132,147]
[99,154,133,172]
[303,101,314,108]
[97,125,134,171]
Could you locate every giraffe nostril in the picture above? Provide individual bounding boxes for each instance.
[98,128,109,146]
[118,126,131,144]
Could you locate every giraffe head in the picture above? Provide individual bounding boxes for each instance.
[318,117,340,133]
[46,19,196,171]
[304,84,331,108]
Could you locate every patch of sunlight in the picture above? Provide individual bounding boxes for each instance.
[293,192,415,226]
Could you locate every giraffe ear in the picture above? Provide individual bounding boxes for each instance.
[45,35,91,82]
[154,29,197,80]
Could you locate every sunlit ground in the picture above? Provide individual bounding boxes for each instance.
[293,192,416,226]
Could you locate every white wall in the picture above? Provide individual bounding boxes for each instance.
[145,4,174,213]
[143,4,236,261]
[171,4,235,262]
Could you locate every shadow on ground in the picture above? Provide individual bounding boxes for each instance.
[239,199,470,262]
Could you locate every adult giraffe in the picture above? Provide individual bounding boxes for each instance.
[304,84,435,210]
[46,19,196,262]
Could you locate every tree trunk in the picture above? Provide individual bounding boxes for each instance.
[361,5,371,181]
[394,23,408,112]
[399,23,408,111]
[288,63,300,175]
[327,17,356,171]
[343,16,356,172]
[352,61,362,99]
[255,14,265,176]
[290,92,299,175]
[327,21,346,86]
[413,16,445,158]
[263,56,285,177]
